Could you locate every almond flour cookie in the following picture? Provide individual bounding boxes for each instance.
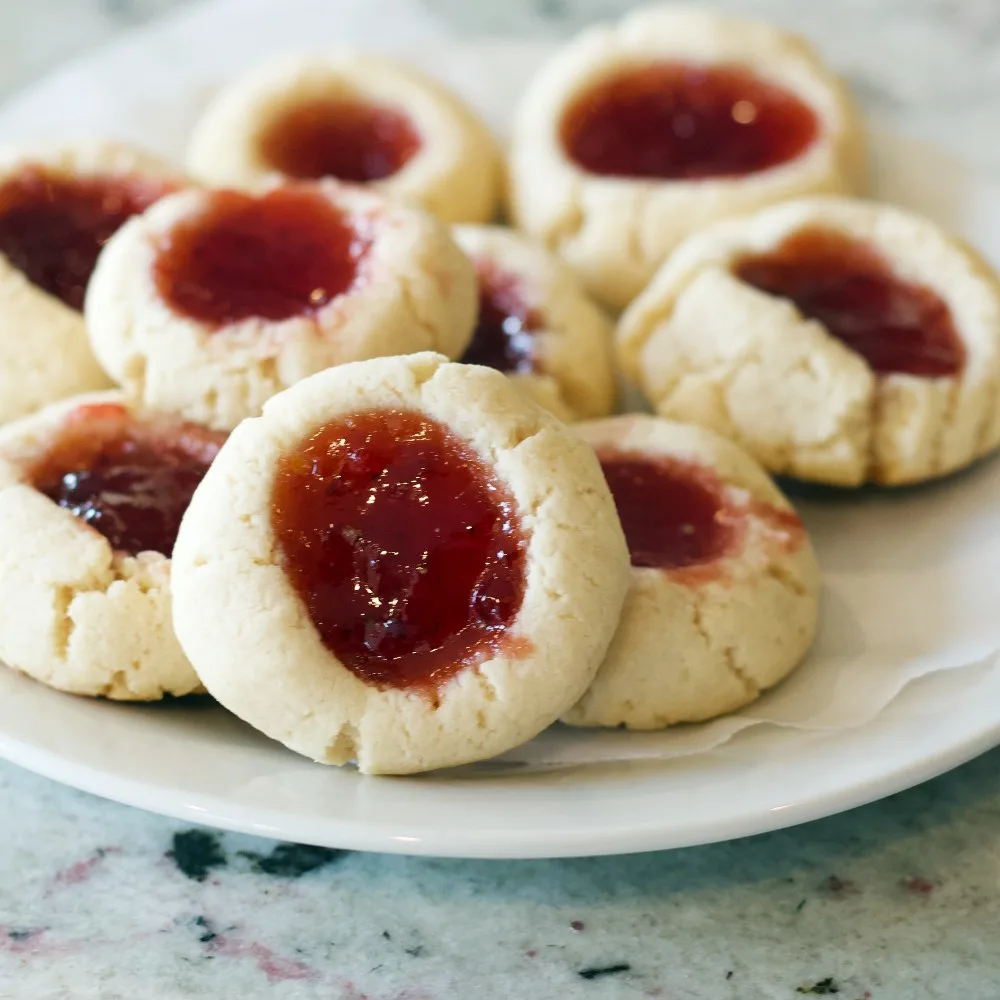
[508,6,864,310]
[618,196,1000,486]
[453,225,615,421]
[564,415,819,729]
[187,53,502,225]
[86,181,477,431]
[0,141,184,423]
[0,392,225,700]
[171,352,630,774]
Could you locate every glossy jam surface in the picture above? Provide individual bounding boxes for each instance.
[598,452,739,570]
[259,98,422,183]
[31,403,224,557]
[0,167,170,310]
[561,62,818,180]
[735,228,966,377]
[460,261,541,373]
[153,187,367,327]
[271,409,527,690]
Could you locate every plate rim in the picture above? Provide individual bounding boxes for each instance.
[1,675,999,858]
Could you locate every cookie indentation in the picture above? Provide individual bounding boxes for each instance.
[153,187,369,326]
[597,451,741,570]
[560,63,818,180]
[0,167,171,310]
[271,408,527,691]
[735,227,966,377]
[30,403,224,557]
[460,260,540,374]
[259,98,422,183]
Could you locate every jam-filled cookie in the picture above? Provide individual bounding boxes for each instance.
[618,196,1000,486]
[508,6,864,310]
[187,53,501,225]
[564,415,819,729]
[453,225,615,421]
[0,392,224,699]
[0,141,184,423]
[171,352,630,774]
[86,181,477,431]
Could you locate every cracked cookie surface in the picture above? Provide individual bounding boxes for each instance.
[453,224,615,421]
[0,392,222,700]
[86,181,477,431]
[171,353,630,774]
[618,196,1000,485]
[507,6,864,310]
[186,53,502,225]
[0,140,184,424]
[563,415,819,729]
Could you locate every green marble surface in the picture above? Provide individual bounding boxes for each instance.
[2,749,999,998]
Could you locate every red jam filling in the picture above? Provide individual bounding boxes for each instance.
[460,261,541,374]
[598,452,740,570]
[259,98,422,183]
[153,187,368,327]
[30,403,224,557]
[271,408,527,691]
[0,167,171,311]
[560,63,818,180]
[734,228,966,377]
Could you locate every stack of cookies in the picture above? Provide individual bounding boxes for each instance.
[0,5,996,774]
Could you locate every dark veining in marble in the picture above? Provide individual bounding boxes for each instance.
[578,963,631,980]
[194,916,217,944]
[238,843,344,877]
[797,978,840,995]
[169,830,226,882]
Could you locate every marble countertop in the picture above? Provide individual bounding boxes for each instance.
[2,1,1000,998]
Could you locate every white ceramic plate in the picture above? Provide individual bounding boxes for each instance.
[1,1,1000,858]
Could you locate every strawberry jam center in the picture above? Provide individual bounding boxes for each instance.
[460,261,540,374]
[31,403,224,557]
[561,63,818,180]
[735,227,966,377]
[271,408,527,691]
[259,98,422,183]
[598,452,739,570]
[0,167,171,310]
[153,187,368,327]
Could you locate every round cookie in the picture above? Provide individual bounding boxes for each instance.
[0,140,185,424]
[86,181,478,431]
[507,6,864,310]
[0,391,224,700]
[453,224,616,421]
[618,195,1000,486]
[564,414,819,730]
[187,53,502,225]
[171,352,630,774]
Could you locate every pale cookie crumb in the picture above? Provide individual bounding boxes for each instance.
[453,224,616,421]
[0,392,217,700]
[171,353,631,774]
[0,140,187,424]
[507,5,865,310]
[86,181,477,431]
[564,414,820,729]
[618,196,1000,486]
[187,52,502,224]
